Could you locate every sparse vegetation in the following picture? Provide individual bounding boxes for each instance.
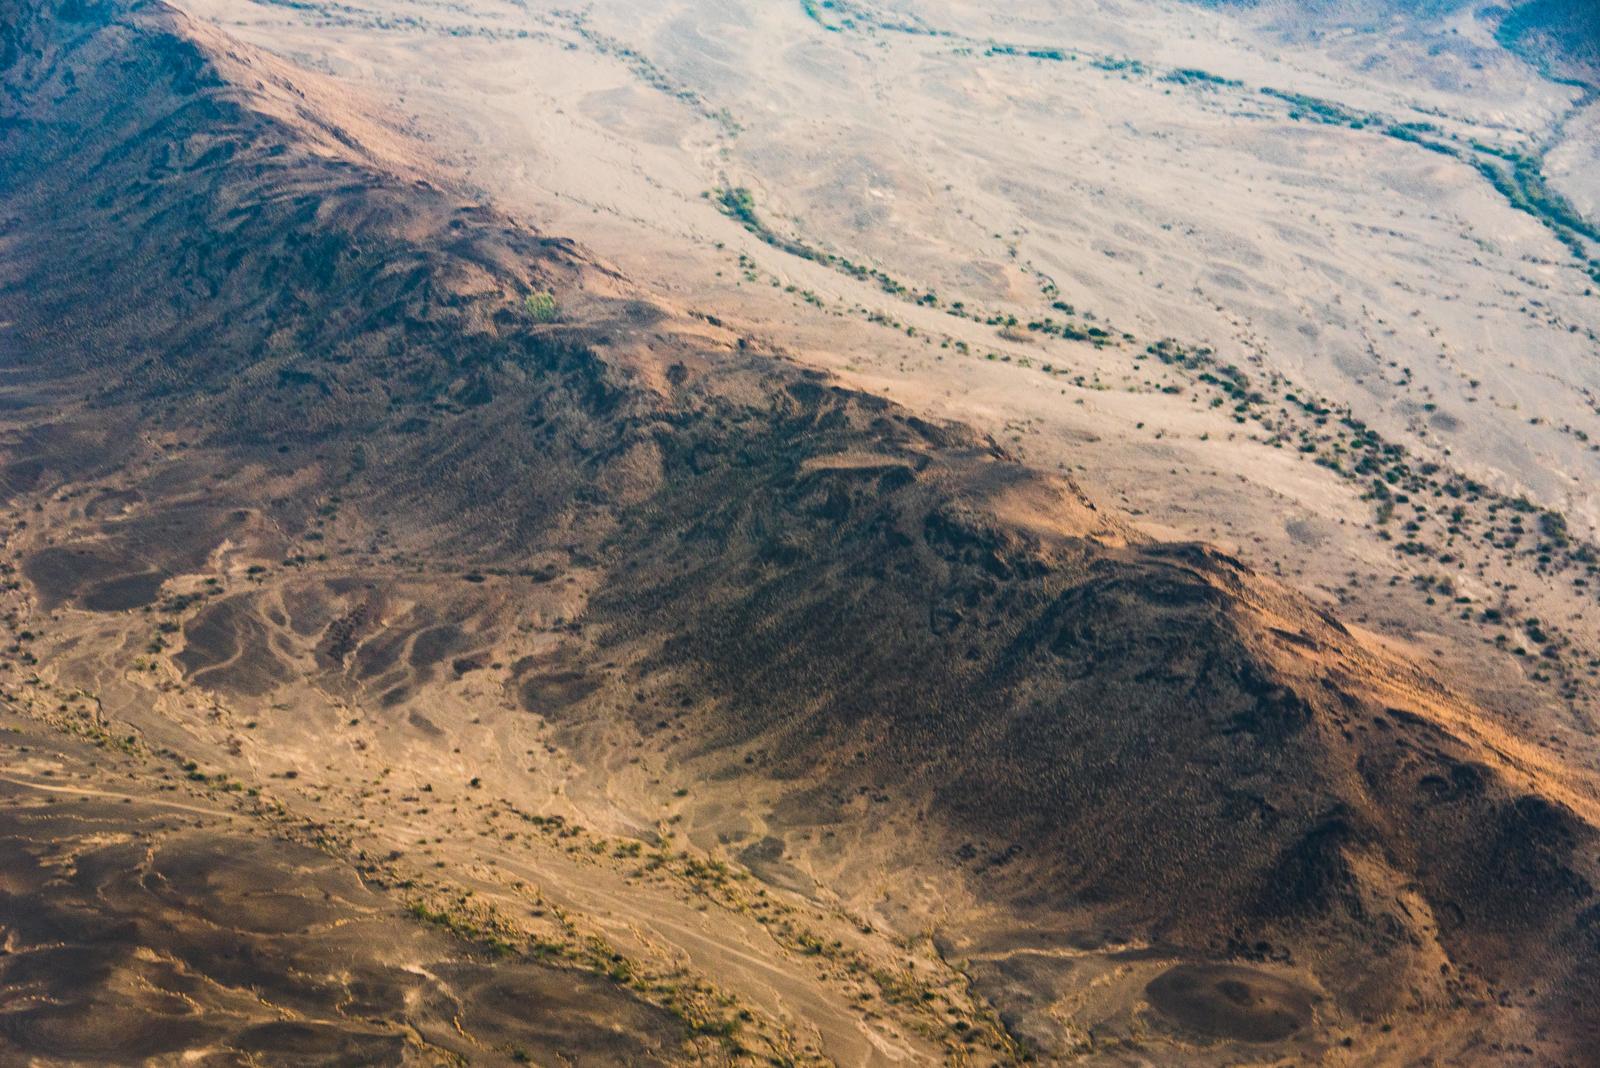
[523,290,560,323]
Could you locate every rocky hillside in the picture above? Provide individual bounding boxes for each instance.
[1496,0,1600,79]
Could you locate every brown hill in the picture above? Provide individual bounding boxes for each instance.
[3,0,1599,1062]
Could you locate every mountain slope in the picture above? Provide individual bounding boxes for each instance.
[1496,0,1600,80]
[3,0,1599,1063]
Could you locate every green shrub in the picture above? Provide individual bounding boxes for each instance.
[524,291,560,323]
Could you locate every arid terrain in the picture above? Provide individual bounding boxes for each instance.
[3,0,1600,1064]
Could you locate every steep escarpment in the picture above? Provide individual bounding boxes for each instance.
[3,0,1599,1062]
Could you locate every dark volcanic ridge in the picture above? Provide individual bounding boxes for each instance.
[2,0,1600,1062]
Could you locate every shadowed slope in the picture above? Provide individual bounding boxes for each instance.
[1496,0,1600,80]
